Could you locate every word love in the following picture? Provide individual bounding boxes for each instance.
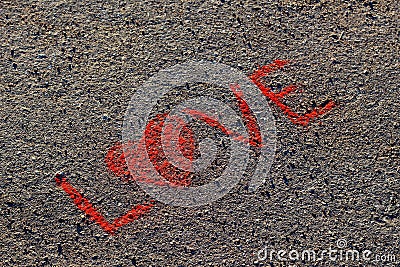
[55,60,336,234]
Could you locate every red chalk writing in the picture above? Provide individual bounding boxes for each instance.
[55,59,337,234]
[249,60,336,126]
[55,173,153,235]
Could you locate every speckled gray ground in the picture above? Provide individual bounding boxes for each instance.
[0,0,399,266]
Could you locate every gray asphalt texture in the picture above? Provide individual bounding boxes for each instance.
[0,0,399,266]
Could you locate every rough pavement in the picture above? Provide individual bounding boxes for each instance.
[0,1,399,266]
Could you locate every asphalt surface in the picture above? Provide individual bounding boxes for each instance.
[0,0,399,266]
